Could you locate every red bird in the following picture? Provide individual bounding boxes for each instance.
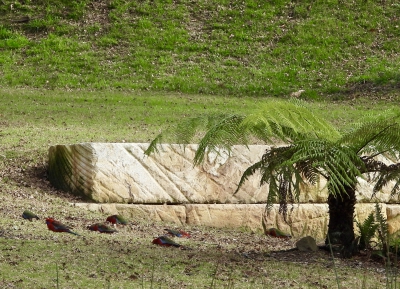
[152,236,181,247]
[45,218,80,236]
[88,223,117,234]
[265,228,291,239]
[164,228,191,238]
[106,215,128,225]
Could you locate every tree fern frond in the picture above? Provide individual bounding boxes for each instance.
[144,114,224,156]
[295,160,320,185]
[340,112,400,156]
[144,133,164,156]
[234,158,266,195]
[241,99,340,143]
[390,181,400,196]
[356,212,378,250]
[266,178,279,208]
[283,139,363,196]
[325,161,358,196]
[375,203,389,255]
[145,113,247,161]
[193,114,247,165]
[174,116,212,144]
[372,163,400,195]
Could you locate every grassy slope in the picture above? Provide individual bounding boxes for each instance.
[0,0,399,98]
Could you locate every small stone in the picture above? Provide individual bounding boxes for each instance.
[296,236,318,252]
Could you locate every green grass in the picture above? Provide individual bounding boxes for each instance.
[0,0,399,97]
[0,89,261,158]
[0,88,397,159]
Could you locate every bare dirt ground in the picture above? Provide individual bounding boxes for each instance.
[2,156,391,264]
[0,156,394,288]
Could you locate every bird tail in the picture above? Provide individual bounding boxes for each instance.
[181,246,193,250]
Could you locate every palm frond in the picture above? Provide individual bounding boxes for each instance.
[234,158,267,195]
[193,114,247,165]
[284,138,363,196]
[144,113,245,157]
[241,98,340,143]
[356,212,378,250]
[372,163,400,196]
[234,145,305,219]
[340,111,400,158]
[144,133,164,156]
[375,203,389,255]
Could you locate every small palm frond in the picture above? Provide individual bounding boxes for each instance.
[340,111,400,159]
[356,212,378,250]
[241,98,340,143]
[295,159,320,185]
[144,113,245,157]
[323,149,362,197]
[375,203,389,254]
[288,139,363,196]
[234,145,305,219]
[193,114,247,165]
[372,163,400,196]
[145,133,164,155]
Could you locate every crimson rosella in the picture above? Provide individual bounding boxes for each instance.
[152,236,181,247]
[88,223,117,234]
[265,228,291,239]
[45,218,80,236]
[22,210,39,221]
[106,214,129,225]
[164,228,191,238]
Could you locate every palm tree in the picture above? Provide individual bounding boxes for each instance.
[145,99,400,257]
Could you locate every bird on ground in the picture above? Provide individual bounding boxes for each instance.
[88,223,117,234]
[106,215,129,225]
[45,218,80,236]
[164,228,191,238]
[152,235,181,247]
[265,228,291,239]
[22,210,39,221]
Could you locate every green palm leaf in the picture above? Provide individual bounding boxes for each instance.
[241,99,340,143]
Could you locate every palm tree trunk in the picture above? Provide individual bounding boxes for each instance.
[325,184,357,258]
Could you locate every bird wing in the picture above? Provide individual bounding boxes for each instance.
[116,215,128,224]
[165,229,181,237]
[98,224,116,233]
[160,236,180,247]
[52,220,71,231]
